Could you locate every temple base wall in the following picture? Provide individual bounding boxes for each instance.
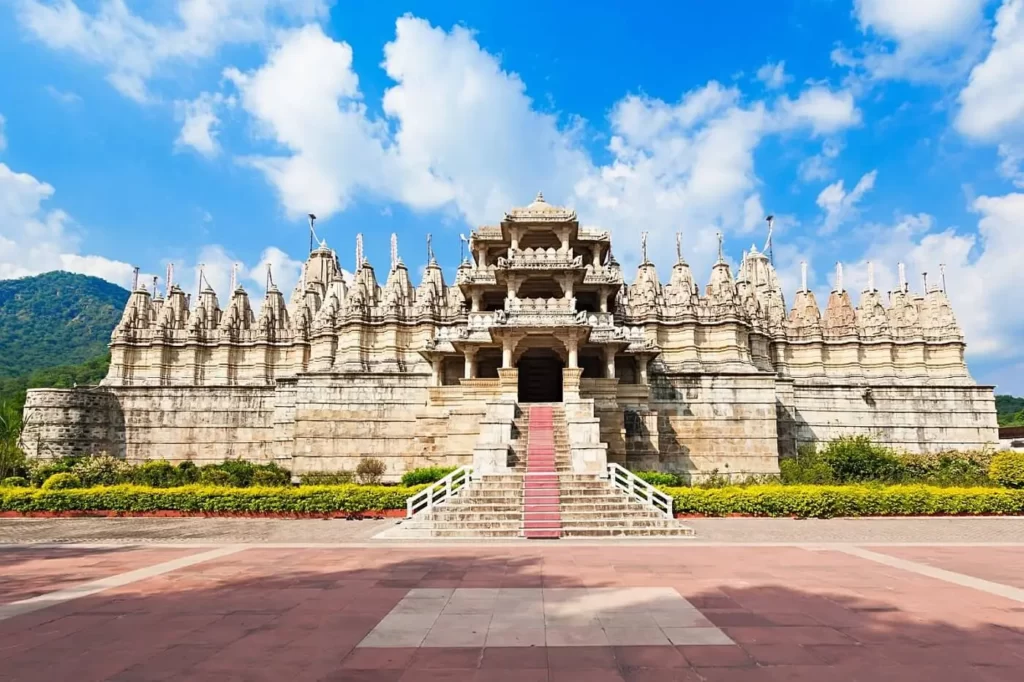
[782,383,999,454]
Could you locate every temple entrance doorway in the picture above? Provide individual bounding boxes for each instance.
[517,348,563,403]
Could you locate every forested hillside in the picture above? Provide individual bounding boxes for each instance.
[996,395,1024,427]
[0,271,128,377]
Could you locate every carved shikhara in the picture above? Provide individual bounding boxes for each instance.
[21,193,997,479]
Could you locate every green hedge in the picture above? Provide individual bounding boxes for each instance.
[0,484,424,515]
[664,484,1024,518]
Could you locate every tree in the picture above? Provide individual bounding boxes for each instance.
[0,401,26,480]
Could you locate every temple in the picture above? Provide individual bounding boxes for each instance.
[21,193,998,481]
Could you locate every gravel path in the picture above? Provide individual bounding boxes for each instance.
[1,516,1023,544]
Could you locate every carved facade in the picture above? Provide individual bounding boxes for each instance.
[21,194,998,480]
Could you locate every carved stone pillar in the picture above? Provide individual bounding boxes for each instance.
[431,358,443,386]
[603,346,616,379]
[563,367,583,400]
[471,291,482,312]
[502,337,513,368]
[464,349,477,379]
[567,337,579,368]
[497,367,518,397]
[599,286,609,313]
[637,356,649,384]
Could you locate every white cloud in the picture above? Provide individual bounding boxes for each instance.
[17,0,329,102]
[835,0,988,83]
[44,85,82,105]
[816,170,877,233]
[799,139,843,182]
[773,87,862,136]
[175,92,234,156]
[846,195,1024,359]
[956,0,1024,186]
[756,61,791,89]
[221,17,861,280]
[0,162,135,287]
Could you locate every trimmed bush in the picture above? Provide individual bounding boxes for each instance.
[356,458,387,485]
[301,472,354,485]
[72,454,134,487]
[817,436,904,483]
[177,461,200,484]
[133,460,179,488]
[989,451,1024,489]
[901,451,993,487]
[401,466,457,487]
[28,456,81,487]
[41,472,83,490]
[252,466,290,487]
[1,476,29,487]
[199,468,233,486]
[0,484,422,515]
[664,484,1024,518]
[633,471,686,487]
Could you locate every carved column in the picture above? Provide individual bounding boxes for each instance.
[637,356,649,384]
[431,358,443,386]
[603,346,616,379]
[567,337,579,369]
[464,349,477,379]
[502,337,514,368]
[471,291,482,312]
[599,286,609,313]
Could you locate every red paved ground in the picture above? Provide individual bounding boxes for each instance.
[0,546,202,603]
[870,545,1024,590]
[0,545,1022,681]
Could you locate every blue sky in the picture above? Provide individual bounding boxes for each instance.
[1,0,1022,392]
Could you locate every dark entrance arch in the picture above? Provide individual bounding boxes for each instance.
[517,348,564,403]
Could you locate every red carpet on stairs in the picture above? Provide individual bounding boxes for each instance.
[523,406,561,539]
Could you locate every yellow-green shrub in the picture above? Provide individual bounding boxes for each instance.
[663,484,1024,518]
[0,483,424,514]
[989,451,1024,489]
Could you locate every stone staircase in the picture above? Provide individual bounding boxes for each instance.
[383,402,694,539]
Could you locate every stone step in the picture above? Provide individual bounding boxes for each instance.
[561,527,695,537]
[403,520,523,531]
[559,517,679,528]
[428,512,523,522]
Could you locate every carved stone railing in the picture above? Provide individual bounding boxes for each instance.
[455,267,497,286]
[583,266,624,285]
[497,248,583,269]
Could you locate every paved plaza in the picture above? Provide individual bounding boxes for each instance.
[0,521,1023,680]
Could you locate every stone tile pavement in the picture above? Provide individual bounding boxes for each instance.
[0,542,1022,680]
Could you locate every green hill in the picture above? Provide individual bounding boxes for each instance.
[996,395,1024,427]
[0,271,128,378]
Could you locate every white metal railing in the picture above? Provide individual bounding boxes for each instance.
[606,463,673,519]
[406,466,474,518]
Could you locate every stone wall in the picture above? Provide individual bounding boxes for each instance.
[21,389,123,459]
[782,383,999,453]
[585,372,781,480]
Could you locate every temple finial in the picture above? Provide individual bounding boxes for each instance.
[716,232,724,264]
[266,262,274,291]
[764,214,774,264]
[230,263,238,292]
[132,266,140,291]
[152,275,158,296]
[534,191,545,203]
[427,233,435,264]
[675,232,682,264]
[166,263,174,296]
[835,262,843,293]
[898,262,907,293]
[308,213,317,254]
[800,261,807,292]
[867,261,875,292]
[940,263,946,293]
[641,231,649,264]
[356,233,364,269]
[390,233,398,271]
[922,271,928,293]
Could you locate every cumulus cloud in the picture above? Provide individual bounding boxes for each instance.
[846,195,1024,359]
[798,138,843,182]
[756,61,791,89]
[956,0,1024,186]
[0,161,135,286]
[833,0,988,82]
[816,170,877,233]
[16,0,329,101]
[222,17,861,280]
[175,92,234,156]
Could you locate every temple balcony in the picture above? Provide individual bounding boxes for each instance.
[497,248,585,270]
[582,265,624,286]
[455,266,498,287]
